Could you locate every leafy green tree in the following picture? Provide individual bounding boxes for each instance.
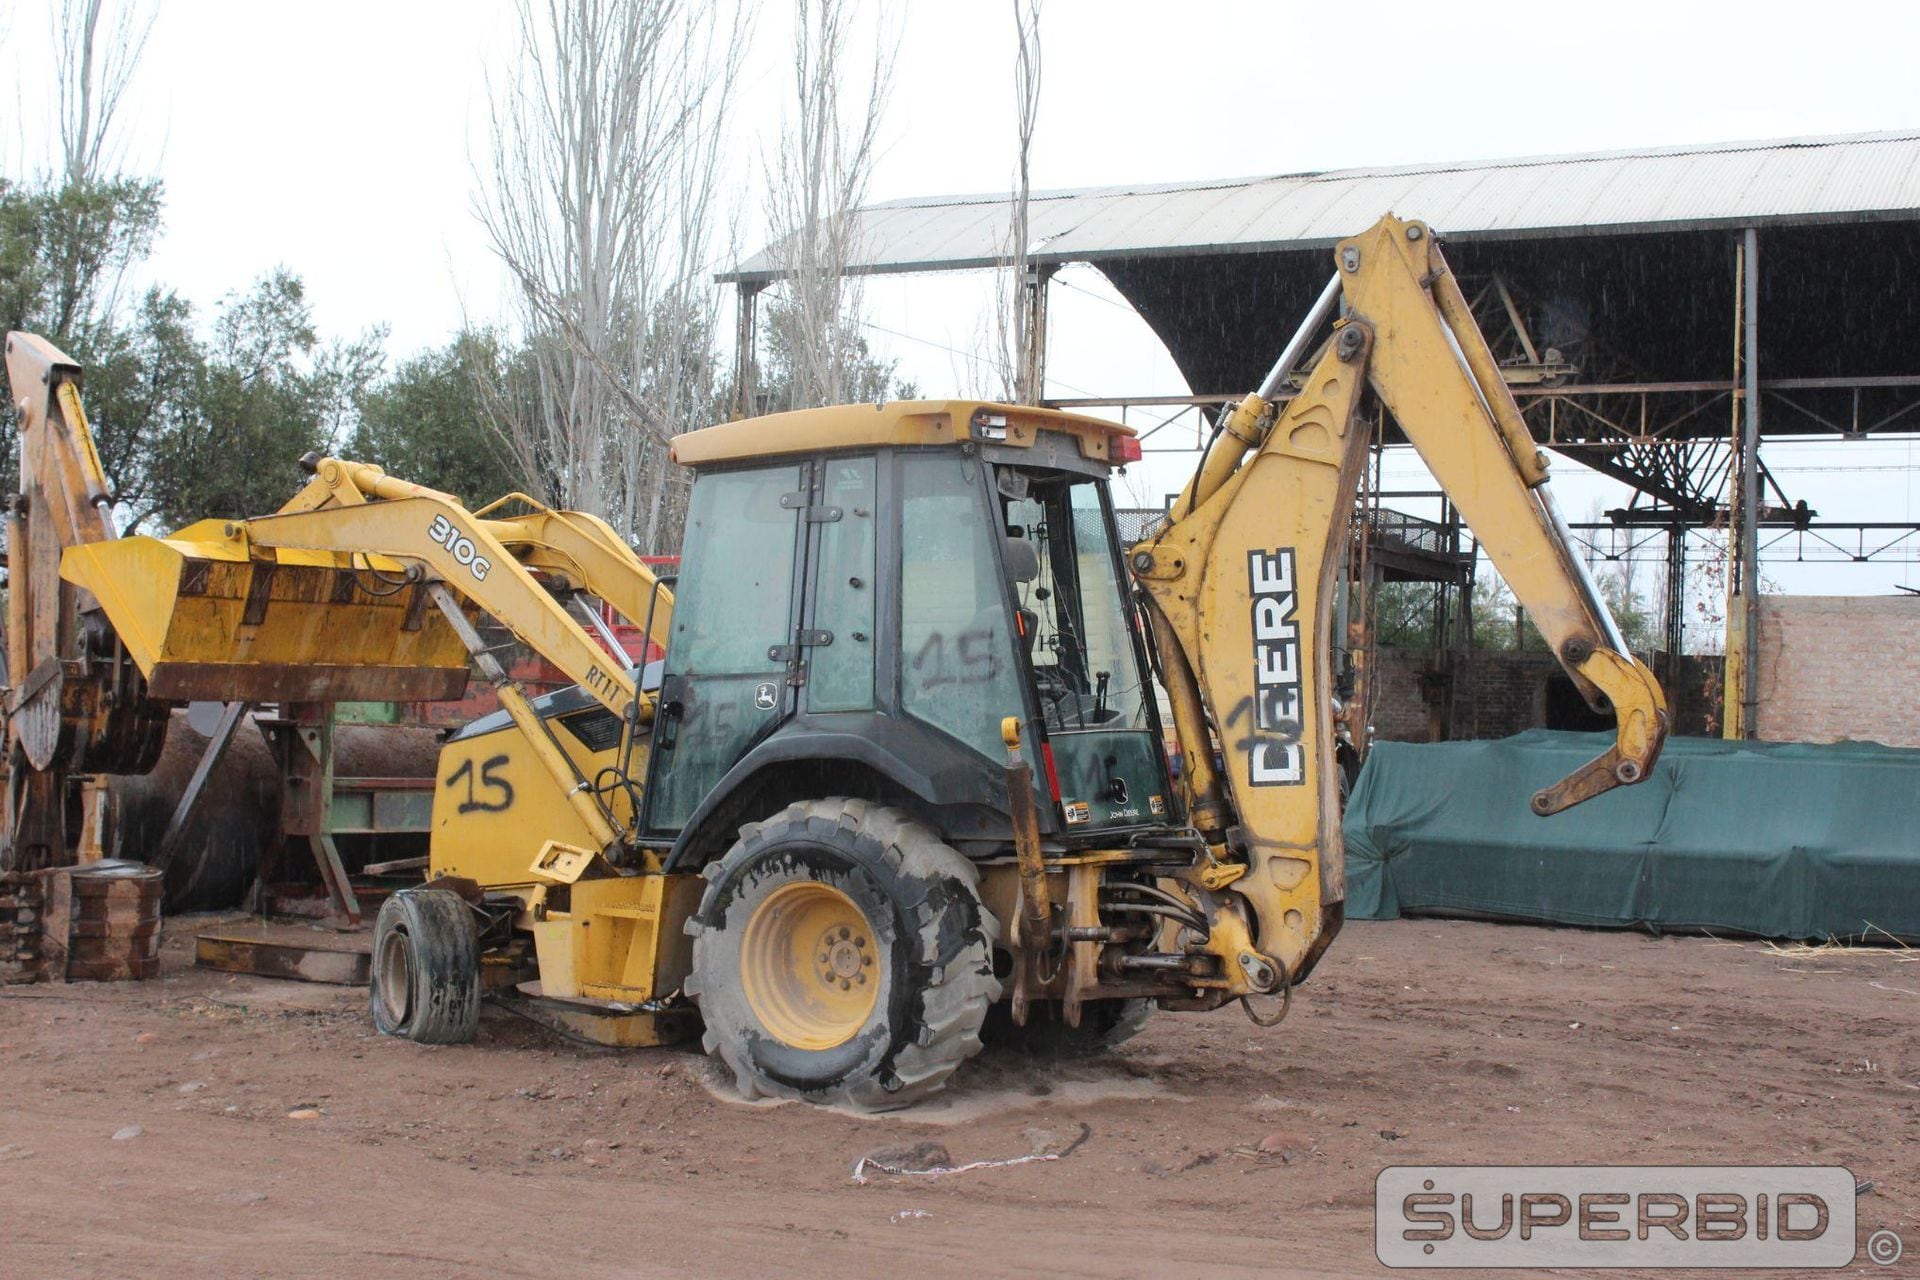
[0,17,406,536]
[144,270,383,526]
[1467,576,1550,652]
[0,174,166,502]
[351,331,522,503]
[1374,574,1574,653]
[0,181,56,337]
[0,175,161,339]
[67,287,205,527]
[1469,577,1515,651]
[1460,568,1654,655]
[40,176,163,338]
[1371,581,1441,649]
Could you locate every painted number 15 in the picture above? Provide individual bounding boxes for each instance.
[447,753,514,814]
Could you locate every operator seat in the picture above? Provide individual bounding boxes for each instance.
[1004,535,1041,661]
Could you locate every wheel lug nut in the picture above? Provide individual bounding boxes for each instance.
[840,979,851,991]
[862,955,872,966]
[839,927,850,940]
[854,937,866,948]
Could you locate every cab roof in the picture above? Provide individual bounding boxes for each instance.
[669,399,1138,468]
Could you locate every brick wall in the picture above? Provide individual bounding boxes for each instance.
[1368,649,1554,742]
[1755,595,1920,747]
[1368,649,1723,742]
[1366,651,1439,741]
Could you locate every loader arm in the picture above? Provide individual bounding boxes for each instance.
[1133,214,1668,986]
[57,446,669,861]
[282,457,675,656]
[250,457,642,720]
[473,500,674,657]
[214,457,661,858]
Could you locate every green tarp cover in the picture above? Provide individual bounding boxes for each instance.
[1343,730,1920,941]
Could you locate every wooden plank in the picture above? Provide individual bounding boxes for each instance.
[360,855,429,876]
[195,928,371,986]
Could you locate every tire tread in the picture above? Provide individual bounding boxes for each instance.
[690,799,1000,1110]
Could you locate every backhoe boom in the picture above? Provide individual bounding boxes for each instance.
[1133,214,1669,986]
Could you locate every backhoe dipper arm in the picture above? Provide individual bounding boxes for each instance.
[1133,214,1668,987]
[5,332,117,552]
[1348,219,1668,813]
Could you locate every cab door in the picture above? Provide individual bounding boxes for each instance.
[642,463,805,834]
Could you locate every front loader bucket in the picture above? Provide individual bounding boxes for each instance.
[62,520,471,703]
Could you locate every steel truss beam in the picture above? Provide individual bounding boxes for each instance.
[1568,520,1920,565]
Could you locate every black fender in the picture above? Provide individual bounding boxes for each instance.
[662,712,1049,871]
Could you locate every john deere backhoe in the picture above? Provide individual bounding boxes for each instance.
[16,214,1666,1108]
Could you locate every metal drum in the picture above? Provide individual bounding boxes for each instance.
[38,860,163,981]
[107,710,442,911]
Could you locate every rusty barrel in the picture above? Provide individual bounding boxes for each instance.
[39,860,163,981]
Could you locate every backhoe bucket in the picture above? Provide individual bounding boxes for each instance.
[62,520,471,703]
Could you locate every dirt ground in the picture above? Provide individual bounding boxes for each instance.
[0,914,1913,1279]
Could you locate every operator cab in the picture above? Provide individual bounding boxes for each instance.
[638,401,1173,859]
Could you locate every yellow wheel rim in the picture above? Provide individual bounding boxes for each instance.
[739,881,880,1051]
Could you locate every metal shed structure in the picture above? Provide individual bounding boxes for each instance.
[724,129,1920,736]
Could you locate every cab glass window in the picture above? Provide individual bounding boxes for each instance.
[807,456,876,712]
[898,453,1024,757]
[667,465,801,673]
[999,472,1152,733]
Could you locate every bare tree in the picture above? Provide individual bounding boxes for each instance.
[761,0,893,410]
[46,0,157,338]
[56,0,151,186]
[994,0,1043,404]
[476,0,744,550]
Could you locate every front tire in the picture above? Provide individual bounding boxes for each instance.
[687,798,1000,1110]
[369,888,480,1044]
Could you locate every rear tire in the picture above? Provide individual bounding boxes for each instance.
[370,888,480,1044]
[687,798,1000,1110]
[982,997,1154,1056]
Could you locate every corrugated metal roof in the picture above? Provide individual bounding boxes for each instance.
[722,130,1920,282]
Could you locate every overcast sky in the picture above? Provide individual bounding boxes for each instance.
[4,0,1916,607]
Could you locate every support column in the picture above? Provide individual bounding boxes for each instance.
[732,282,764,421]
[153,701,251,872]
[254,703,360,927]
[1724,229,1762,739]
[1739,229,1762,738]
[1664,523,1687,692]
[1016,264,1054,405]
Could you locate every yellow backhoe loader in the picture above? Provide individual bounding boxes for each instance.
[10,214,1666,1108]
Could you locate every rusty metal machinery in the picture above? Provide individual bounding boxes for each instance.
[106,709,441,912]
[1,334,469,971]
[1,334,173,981]
[3,334,169,874]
